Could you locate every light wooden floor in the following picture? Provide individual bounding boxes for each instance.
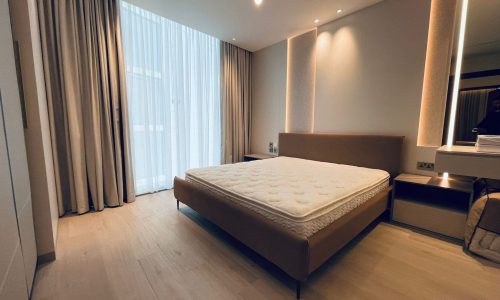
[32,190,500,300]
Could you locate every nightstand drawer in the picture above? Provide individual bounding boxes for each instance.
[393,198,467,240]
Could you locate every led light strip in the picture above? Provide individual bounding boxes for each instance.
[446,0,469,146]
[443,0,469,180]
[285,37,292,133]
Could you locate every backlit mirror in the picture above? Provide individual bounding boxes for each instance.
[445,0,500,146]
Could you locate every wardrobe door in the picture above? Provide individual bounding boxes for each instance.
[1,0,37,294]
[3,57,38,294]
[0,91,28,300]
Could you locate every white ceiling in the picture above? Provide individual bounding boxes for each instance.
[125,0,383,52]
[464,0,500,57]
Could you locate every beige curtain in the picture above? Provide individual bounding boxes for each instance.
[37,0,135,215]
[221,42,252,163]
[456,89,491,143]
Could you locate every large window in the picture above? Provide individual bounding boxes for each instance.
[121,2,221,194]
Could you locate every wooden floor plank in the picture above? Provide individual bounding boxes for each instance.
[32,190,500,300]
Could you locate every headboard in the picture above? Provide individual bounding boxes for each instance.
[279,133,404,178]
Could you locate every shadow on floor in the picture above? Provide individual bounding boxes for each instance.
[179,205,383,292]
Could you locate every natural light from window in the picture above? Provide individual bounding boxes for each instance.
[121,2,221,195]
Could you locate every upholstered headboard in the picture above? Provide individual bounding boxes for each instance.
[279,133,404,178]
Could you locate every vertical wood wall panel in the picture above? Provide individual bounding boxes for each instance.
[286,30,317,133]
[417,0,459,146]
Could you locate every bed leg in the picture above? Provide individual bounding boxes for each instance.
[296,281,301,299]
[176,200,179,210]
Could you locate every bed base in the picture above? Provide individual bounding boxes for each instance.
[177,188,304,299]
[173,177,391,298]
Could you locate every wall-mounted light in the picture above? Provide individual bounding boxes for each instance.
[232,38,236,41]
[337,9,343,14]
[442,0,469,180]
[446,0,469,147]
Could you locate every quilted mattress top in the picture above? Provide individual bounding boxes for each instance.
[185,157,389,236]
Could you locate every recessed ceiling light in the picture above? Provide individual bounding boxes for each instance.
[314,19,320,24]
[337,9,343,14]
[232,38,236,41]
[255,0,263,6]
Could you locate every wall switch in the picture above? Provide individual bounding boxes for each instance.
[269,142,274,153]
[417,161,435,171]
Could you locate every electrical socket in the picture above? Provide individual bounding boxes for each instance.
[269,142,278,154]
[417,161,435,171]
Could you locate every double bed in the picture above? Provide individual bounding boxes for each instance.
[174,133,404,298]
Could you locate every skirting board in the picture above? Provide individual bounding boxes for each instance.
[37,251,56,265]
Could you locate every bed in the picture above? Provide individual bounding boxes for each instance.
[173,133,404,298]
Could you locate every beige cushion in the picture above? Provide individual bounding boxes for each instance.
[465,193,500,263]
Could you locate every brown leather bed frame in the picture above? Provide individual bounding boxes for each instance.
[173,133,404,299]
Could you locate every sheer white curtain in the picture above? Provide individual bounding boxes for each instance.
[120,2,221,194]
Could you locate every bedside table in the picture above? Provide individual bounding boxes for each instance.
[390,173,475,240]
[243,153,276,162]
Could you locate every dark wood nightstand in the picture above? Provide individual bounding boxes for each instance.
[243,153,276,162]
[390,173,475,240]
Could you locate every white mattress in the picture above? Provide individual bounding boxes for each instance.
[185,156,389,237]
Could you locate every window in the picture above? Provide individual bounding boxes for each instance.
[121,2,221,194]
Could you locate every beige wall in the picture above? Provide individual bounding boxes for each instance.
[314,0,432,173]
[455,52,500,99]
[9,0,58,260]
[462,52,500,73]
[251,41,287,154]
[250,0,436,174]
